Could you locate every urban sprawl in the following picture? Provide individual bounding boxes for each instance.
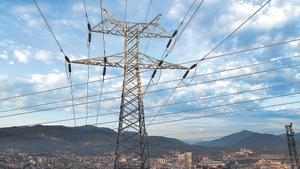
[0,148,290,169]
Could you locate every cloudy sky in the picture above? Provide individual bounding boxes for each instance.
[1,0,300,140]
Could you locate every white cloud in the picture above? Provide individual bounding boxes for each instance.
[13,5,36,14]
[34,49,51,63]
[167,0,184,20]
[53,19,81,29]
[232,1,259,17]
[20,14,43,28]
[0,54,8,60]
[254,2,300,30]
[30,73,68,91]
[296,73,300,80]
[14,49,30,63]
[4,40,54,64]
[71,3,98,14]
[211,0,300,35]
[228,0,300,31]
[13,5,43,28]
[0,74,8,81]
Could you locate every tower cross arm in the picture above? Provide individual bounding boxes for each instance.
[91,9,172,38]
[70,52,188,70]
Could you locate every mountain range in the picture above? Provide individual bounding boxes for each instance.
[0,125,217,156]
[0,125,299,155]
[195,130,300,154]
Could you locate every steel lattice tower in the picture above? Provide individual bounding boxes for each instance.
[71,9,187,169]
[285,122,300,169]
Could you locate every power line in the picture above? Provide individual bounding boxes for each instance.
[143,53,299,99]
[82,0,89,23]
[2,35,299,102]
[95,74,106,125]
[144,0,152,22]
[142,0,153,53]
[152,91,300,119]
[99,0,106,57]
[180,37,300,65]
[1,56,299,114]
[0,52,284,104]
[0,52,296,126]
[26,98,300,129]
[146,81,300,110]
[2,55,299,115]
[2,71,298,117]
[81,0,92,125]
[162,0,205,61]
[146,59,300,127]
[0,70,151,102]
[85,33,91,125]
[68,76,76,126]
[148,0,205,83]
[2,78,299,119]
[143,0,206,127]
[95,0,107,125]
[194,0,272,64]
[149,99,300,126]
[33,0,76,126]
[32,0,66,56]
[144,0,198,54]
[123,0,128,22]
[9,85,300,124]
[147,80,182,128]
[0,96,119,119]
[166,0,205,57]
[146,0,272,127]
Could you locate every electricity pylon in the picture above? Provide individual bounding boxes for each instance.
[285,122,300,169]
[71,9,187,168]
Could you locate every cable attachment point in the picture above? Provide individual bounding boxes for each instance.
[103,67,106,76]
[87,23,91,32]
[88,32,92,43]
[183,64,197,79]
[103,57,107,76]
[183,70,189,79]
[152,60,164,79]
[65,56,70,63]
[158,60,164,67]
[104,57,107,64]
[172,30,178,37]
[190,63,197,70]
[68,63,72,73]
[151,69,157,79]
[166,39,172,48]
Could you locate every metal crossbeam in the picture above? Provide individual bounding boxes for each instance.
[91,9,172,38]
[71,52,187,69]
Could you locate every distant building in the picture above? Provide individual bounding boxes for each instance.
[157,157,166,164]
[197,159,225,169]
[184,152,193,169]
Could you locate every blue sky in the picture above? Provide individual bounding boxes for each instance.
[1,0,300,140]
